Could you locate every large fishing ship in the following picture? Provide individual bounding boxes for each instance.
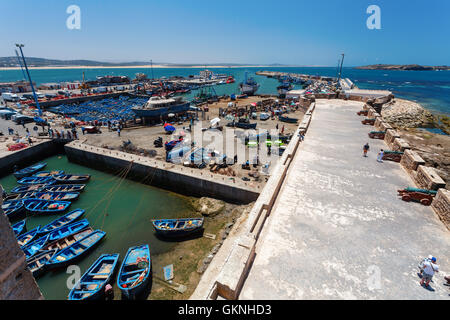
[239,72,259,96]
[131,96,191,118]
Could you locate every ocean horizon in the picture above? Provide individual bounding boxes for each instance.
[1,66,449,116]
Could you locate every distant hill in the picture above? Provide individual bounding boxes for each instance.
[0,57,153,68]
[0,57,287,68]
[355,64,450,71]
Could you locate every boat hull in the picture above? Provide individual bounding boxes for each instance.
[152,218,204,238]
[13,163,47,179]
[132,102,190,118]
[117,244,151,300]
[46,230,106,270]
[68,253,120,300]
[38,209,85,236]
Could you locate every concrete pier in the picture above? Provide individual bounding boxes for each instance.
[192,99,450,300]
[64,141,260,204]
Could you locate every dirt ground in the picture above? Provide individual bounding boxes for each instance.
[79,95,305,188]
[110,198,252,300]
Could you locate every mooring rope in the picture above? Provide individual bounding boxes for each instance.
[117,167,157,242]
[86,162,133,221]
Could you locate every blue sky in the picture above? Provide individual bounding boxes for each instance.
[0,0,449,66]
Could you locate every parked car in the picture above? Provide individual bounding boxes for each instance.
[2,92,19,102]
[12,114,34,125]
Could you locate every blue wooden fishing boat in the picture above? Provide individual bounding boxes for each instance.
[117,244,151,299]
[24,199,71,215]
[12,219,27,236]
[33,191,80,201]
[68,253,120,300]
[27,249,58,278]
[46,230,106,269]
[43,227,93,252]
[6,191,79,201]
[152,218,204,237]
[47,219,90,242]
[44,184,86,193]
[22,235,50,259]
[279,115,298,124]
[2,200,25,221]
[13,162,47,179]
[53,174,91,184]
[10,184,48,194]
[17,226,41,248]
[38,209,85,236]
[17,176,56,185]
[33,170,64,178]
[5,191,36,201]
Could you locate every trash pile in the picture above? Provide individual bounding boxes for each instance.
[46,96,148,122]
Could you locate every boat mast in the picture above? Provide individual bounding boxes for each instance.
[150,59,154,81]
[337,53,345,85]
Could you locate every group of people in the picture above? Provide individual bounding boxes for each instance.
[362,143,385,162]
[48,127,78,140]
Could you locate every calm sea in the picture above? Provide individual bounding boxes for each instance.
[0,67,449,115]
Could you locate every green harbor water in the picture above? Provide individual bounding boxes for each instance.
[0,154,195,300]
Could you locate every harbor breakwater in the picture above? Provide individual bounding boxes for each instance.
[64,142,260,204]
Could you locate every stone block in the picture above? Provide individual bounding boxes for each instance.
[431,189,450,230]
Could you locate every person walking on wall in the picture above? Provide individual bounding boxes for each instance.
[420,257,439,288]
[377,149,384,163]
[363,143,370,157]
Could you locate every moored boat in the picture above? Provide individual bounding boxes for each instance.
[44,184,86,193]
[5,191,37,201]
[152,218,204,237]
[68,253,120,300]
[38,209,85,236]
[239,72,259,96]
[117,244,151,299]
[46,230,106,269]
[24,199,71,215]
[42,227,94,252]
[12,219,27,236]
[132,96,190,118]
[33,191,80,201]
[32,170,64,177]
[22,235,50,259]
[13,163,47,179]
[17,176,56,185]
[10,184,48,194]
[17,225,41,248]
[47,219,90,242]
[53,174,91,184]
[279,115,298,123]
[27,249,58,277]
[2,200,25,221]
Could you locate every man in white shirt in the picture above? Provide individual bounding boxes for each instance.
[420,257,439,287]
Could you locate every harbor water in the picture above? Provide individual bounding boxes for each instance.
[0,154,195,300]
[0,67,449,115]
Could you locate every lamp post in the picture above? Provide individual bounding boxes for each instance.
[15,44,42,116]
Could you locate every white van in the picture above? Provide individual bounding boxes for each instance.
[2,92,19,102]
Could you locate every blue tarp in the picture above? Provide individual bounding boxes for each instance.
[47,95,148,122]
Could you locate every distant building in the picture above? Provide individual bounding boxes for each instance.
[60,82,81,90]
[0,81,36,93]
[38,83,61,90]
